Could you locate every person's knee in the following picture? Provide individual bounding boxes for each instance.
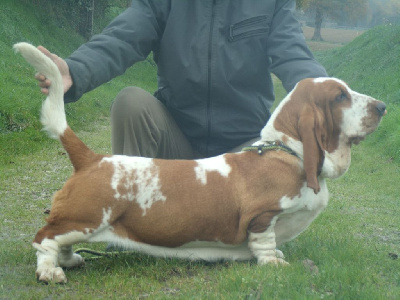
[111,86,152,120]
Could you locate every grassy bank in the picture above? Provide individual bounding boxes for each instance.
[315,24,400,162]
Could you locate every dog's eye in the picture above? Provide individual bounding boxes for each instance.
[335,91,348,102]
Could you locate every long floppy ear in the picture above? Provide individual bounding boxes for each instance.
[298,104,325,194]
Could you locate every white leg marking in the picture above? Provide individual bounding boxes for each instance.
[58,246,84,268]
[248,217,289,266]
[33,239,67,283]
[275,249,285,259]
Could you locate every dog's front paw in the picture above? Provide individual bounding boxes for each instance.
[36,266,67,284]
[275,249,285,259]
[257,256,289,266]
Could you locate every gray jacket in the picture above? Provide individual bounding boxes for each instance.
[65,0,327,156]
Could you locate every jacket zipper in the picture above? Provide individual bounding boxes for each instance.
[206,0,217,157]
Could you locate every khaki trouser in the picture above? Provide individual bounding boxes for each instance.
[110,87,260,159]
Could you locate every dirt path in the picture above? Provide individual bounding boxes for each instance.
[302,26,366,51]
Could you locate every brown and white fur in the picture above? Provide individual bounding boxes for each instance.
[14,42,386,283]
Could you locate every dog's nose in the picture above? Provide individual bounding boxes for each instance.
[376,102,387,116]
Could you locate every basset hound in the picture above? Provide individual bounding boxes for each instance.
[14,42,386,283]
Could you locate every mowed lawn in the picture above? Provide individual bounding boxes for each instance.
[1,114,399,299]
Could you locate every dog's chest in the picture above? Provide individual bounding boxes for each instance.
[274,180,329,245]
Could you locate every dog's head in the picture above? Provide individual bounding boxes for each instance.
[269,77,386,194]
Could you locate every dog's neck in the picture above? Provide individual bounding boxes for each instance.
[257,91,305,160]
[320,134,352,178]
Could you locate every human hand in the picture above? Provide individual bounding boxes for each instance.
[35,46,73,95]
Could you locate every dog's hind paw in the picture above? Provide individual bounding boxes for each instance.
[59,253,84,268]
[36,266,67,284]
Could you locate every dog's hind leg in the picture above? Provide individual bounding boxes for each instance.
[33,238,68,284]
[33,241,85,283]
[33,226,87,283]
[58,246,84,268]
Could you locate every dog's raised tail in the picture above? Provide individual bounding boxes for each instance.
[14,42,67,139]
[14,42,97,171]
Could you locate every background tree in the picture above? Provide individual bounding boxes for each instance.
[297,0,369,41]
[24,0,131,39]
[368,0,400,26]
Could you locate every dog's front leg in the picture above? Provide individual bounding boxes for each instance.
[33,239,67,284]
[248,216,289,266]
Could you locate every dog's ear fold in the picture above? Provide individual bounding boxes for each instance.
[298,104,325,194]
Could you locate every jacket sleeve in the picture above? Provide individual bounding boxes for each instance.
[267,0,328,92]
[64,0,168,103]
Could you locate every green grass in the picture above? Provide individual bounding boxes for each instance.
[0,0,157,166]
[1,1,399,299]
[1,132,399,298]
